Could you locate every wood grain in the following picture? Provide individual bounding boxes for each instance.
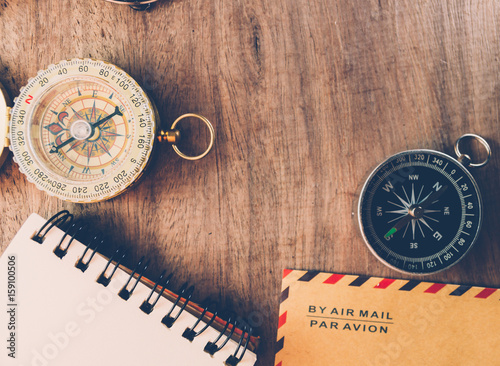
[1,1,500,364]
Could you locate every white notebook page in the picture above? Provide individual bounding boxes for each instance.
[0,213,257,366]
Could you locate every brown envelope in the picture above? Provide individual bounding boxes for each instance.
[275,270,499,366]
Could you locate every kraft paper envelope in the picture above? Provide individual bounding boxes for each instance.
[275,270,499,366]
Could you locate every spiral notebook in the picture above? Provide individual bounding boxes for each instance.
[0,212,258,366]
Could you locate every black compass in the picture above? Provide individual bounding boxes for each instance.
[357,134,491,274]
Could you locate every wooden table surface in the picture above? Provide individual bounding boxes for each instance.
[1,1,499,365]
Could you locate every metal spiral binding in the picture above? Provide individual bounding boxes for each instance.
[204,317,237,355]
[36,211,255,360]
[140,270,173,314]
[97,247,127,287]
[161,283,195,328]
[32,210,73,243]
[75,233,104,272]
[118,256,150,300]
[53,222,88,259]
[225,326,252,366]
[182,302,218,341]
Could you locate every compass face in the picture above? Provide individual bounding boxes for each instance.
[358,149,482,274]
[8,59,156,202]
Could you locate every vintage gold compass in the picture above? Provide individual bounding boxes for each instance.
[0,59,214,203]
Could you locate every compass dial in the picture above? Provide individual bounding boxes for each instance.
[9,59,156,202]
[358,150,482,274]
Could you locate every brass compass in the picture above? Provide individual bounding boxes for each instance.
[0,59,214,203]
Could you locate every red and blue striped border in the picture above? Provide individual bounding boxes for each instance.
[276,270,498,366]
[282,270,497,298]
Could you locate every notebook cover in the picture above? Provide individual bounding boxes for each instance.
[275,269,499,366]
